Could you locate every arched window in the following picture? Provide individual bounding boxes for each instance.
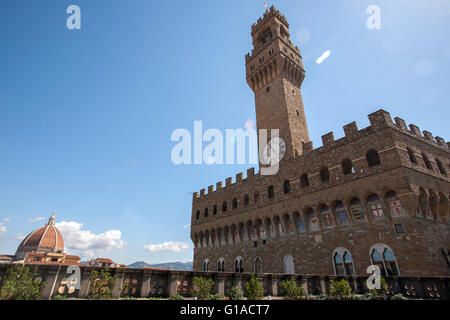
[234,257,244,273]
[349,198,365,220]
[333,252,345,276]
[213,205,217,215]
[254,257,262,274]
[333,248,355,276]
[300,174,309,188]
[268,185,274,199]
[284,255,295,274]
[204,208,208,218]
[335,202,349,225]
[367,193,384,218]
[343,252,355,275]
[436,158,446,175]
[203,259,210,272]
[244,194,249,206]
[366,149,381,167]
[196,210,200,220]
[320,167,330,182]
[407,148,417,164]
[422,153,432,170]
[283,180,291,193]
[222,201,227,212]
[232,198,238,209]
[370,244,400,276]
[342,158,353,175]
[217,258,225,272]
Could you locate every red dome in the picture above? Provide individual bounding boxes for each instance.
[16,213,64,257]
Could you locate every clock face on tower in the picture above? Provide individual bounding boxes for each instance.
[263,137,286,164]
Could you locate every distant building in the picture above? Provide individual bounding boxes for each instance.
[87,257,126,268]
[0,213,81,265]
[0,255,13,264]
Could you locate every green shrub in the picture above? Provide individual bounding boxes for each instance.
[51,294,68,300]
[391,293,407,300]
[191,277,214,300]
[168,294,185,300]
[245,275,264,300]
[148,297,162,300]
[121,296,136,300]
[329,279,352,299]
[228,286,244,300]
[280,278,303,300]
[209,293,225,300]
[369,277,388,298]
[0,265,46,300]
[89,268,116,300]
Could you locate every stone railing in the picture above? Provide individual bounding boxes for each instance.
[0,263,448,300]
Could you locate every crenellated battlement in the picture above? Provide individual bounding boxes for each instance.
[193,109,449,199]
[251,6,289,36]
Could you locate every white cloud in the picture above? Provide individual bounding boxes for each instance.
[244,119,255,130]
[0,223,7,236]
[3,217,10,222]
[28,217,45,223]
[55,221,124,258]
[183,224,191,230]
[144,241,190,253]
[316,50,331,64]
[412,59,436,77]
[13,233,25,241]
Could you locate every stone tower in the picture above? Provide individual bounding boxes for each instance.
[245,6,310,163]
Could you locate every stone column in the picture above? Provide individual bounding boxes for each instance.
[216,275,225,296]
[270,275,278,296]
[78,268,92,299]
[111,269,125,299]
[41,266,61,300]
[140,270,152,298]
[301,277,309,295]
[167,272,179,297]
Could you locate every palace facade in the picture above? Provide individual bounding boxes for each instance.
[190,6,450,277]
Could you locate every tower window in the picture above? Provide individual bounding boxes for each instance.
[407,148,417,164]
[266,86,270,92]
[283,180,291,194]
[269,48,273,55]
[232,198,238,209]
[244,194,249,206]
[196,210,200,220]
[366,149,381,167]
[259,56,264,63]
[436,158,446,175]
[204,208,208,218]
[213,205,217,215]
[342,158,353,175]
[268,185,275,199]
[300,174,309,188]
[422,153,432,170]
[222,201,227,212]
[320,167,330,182]
[296,110,299,116]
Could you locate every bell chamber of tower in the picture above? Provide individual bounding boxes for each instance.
[245,6,310,163]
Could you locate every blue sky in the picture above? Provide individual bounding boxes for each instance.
[0,0,449,264]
